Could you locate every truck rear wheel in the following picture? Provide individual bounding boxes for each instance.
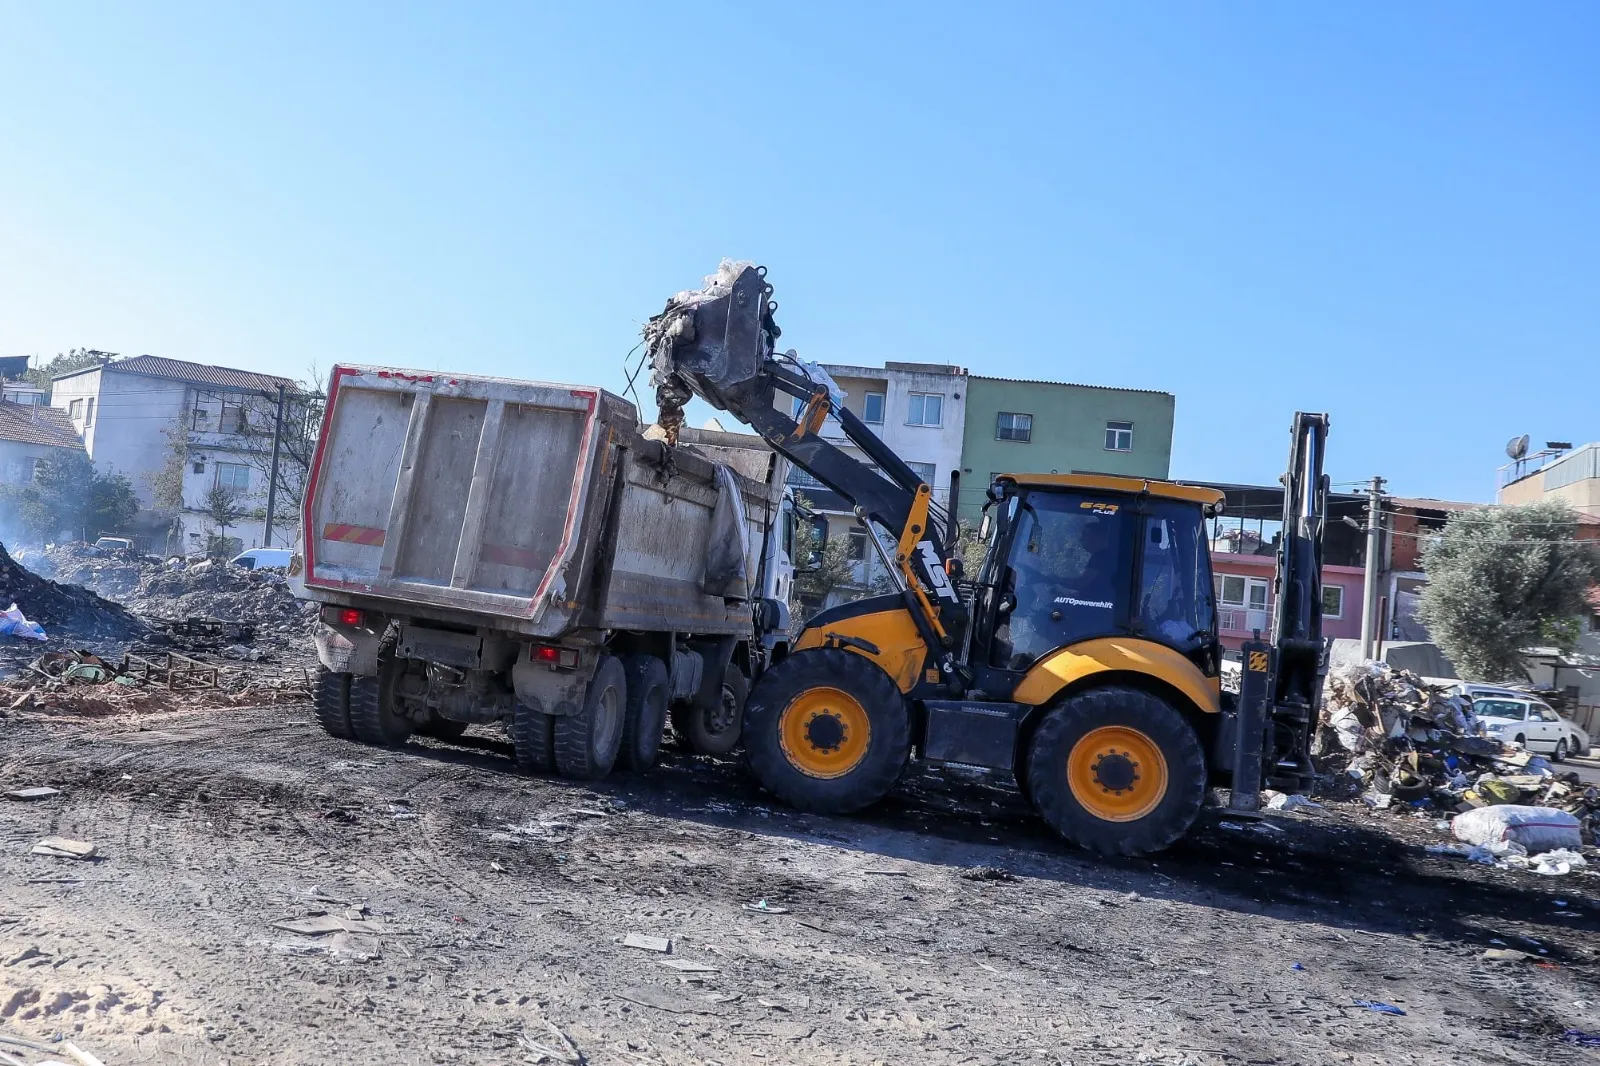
[620,655,670,771]
[554,655,627,781]
[511,702,555,774]
[673,663,748,756]
[743,648,909,814]
[1024,685,1206,857]
[348,634,413,748]
[313,668,352,739]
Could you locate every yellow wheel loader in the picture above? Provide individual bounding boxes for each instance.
[647,263,1329,855]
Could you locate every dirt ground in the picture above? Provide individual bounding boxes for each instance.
[2,702,1599,1066]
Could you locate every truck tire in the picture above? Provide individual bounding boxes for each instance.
[511,701,556,774]
[554,655,627,781]
[313,668,353,739]
[743,649,910,814]
[1024,685,1206,857]
[348,633,413,748]
[673,664,748,756]
[418,713,470,741]
[620,655,670,771]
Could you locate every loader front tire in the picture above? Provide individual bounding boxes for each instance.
[512,701,556,774]
[554,655,627,781]
[313,667,353,739]
[673,663,748,756]
[620,655,670,772]
[743,649,909,814]
[348,633,413,748]
[1025,685,1206,857]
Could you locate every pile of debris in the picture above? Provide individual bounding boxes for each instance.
[2,646,312,717]
[1315,660,1600,841]
[120,560,316,637]
[24,540,151,598]
[0,540,147,644]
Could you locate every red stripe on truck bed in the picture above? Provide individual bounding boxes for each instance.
[322,523,387,547]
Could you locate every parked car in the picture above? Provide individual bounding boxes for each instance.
[1471,694,1591,761]
[92,536,134,554]
[230,548,293,571]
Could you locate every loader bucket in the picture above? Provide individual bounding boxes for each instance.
[648,262,775,406]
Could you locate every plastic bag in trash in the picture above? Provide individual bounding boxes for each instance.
[1452,805,1583,854]
[0,603,46,642]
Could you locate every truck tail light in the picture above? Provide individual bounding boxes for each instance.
[530,644,579,668]
[321,606,364,627]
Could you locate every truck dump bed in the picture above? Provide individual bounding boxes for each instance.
[299,364,780,639]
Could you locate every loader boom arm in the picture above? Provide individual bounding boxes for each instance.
[645,263,962,672]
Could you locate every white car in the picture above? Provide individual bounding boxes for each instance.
[230,548,293,571]
[1472,695,1591,762]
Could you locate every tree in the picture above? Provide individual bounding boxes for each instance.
[789,496,859,618]
[148,419,190,512]
[1416,500,1600,682]
[24,349,117,396]
[230,374,324,530]
[201,483,246,558]
[0,452,138,543]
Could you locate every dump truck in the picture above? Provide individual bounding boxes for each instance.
[290,365,794,779]
[647,261,1329,855]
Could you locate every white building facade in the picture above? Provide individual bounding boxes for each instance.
[774,361,969,604]
[50,356,300,555]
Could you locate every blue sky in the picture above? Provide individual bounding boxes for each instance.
[3,3,1595,503]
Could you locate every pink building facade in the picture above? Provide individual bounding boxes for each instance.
[1210,551,1364,653]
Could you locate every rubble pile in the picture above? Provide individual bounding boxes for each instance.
[0,540,147,643]
[1316,660,1600,842]
[1,646,311,717]
[120,560,317,636]
[26,541,150,598]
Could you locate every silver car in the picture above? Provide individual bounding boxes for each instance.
[1469,693,1591,762]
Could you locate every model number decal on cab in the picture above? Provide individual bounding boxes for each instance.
[1079,501,1120,516]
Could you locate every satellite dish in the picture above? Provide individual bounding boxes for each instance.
[1506,434,1530,461]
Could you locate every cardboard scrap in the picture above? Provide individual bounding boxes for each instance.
[271,915,380,936]
[623,933,671,953]
[31,837,96,859]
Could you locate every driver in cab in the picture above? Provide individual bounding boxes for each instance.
[1004,511,1121,661]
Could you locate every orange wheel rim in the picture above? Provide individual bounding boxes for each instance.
[1066,725,1169,822]
[778,686,871,779]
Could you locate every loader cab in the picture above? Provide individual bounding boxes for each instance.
[969,474,1224,693]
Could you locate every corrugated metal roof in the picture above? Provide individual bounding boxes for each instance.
[0,401,86,451]
[968,373,1172,397]
[1386,497,1480,513]
[54,354,296,393]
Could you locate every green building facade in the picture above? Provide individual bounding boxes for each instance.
[957,376,1175,522]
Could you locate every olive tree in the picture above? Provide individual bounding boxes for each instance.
[1416,500,1600,681]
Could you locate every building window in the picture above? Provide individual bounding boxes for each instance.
[1589,611,1600,633]
[193,461,206,475]
[215,462,250,492]
[192,391,214,430]
[220,396,246,435]
[847,527,868,561]
[1322,584,1344,619]
[84,398,95,428]
[862,392,885,424]
[995,412,1032,442]
[20,457,43,483]
[1218,575,1247,607]
[68,399,83,420]
[906,461,936,486]
[1105,420,1133,452]
[787,468,826,490]
[906,392,943,427]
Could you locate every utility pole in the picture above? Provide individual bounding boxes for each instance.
[262,384,286,547]
[1360,474,1386,660]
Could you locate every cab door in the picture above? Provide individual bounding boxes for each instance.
[1526,703,1563,751]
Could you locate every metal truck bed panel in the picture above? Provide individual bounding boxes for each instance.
[301,364,779,640]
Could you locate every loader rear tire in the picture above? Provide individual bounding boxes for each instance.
[511,701,556,774]
[1025,685,1206,857]
[554,655,627,781]
[673,663,748,756]
[743,648,910,814]
[348,633,413,748]
[620,655,670,772]
[313,668,353,739]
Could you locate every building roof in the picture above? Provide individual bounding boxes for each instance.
[969,373,1172,397]
[0,401,86,451]
[53,354,296,394]
[1386,496,1481,513]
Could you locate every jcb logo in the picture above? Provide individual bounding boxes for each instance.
[917,541,960,602]
[1248,651,1269,673]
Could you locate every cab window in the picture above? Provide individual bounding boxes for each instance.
[1138,501,1213,652]
[991,491,1132,670]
